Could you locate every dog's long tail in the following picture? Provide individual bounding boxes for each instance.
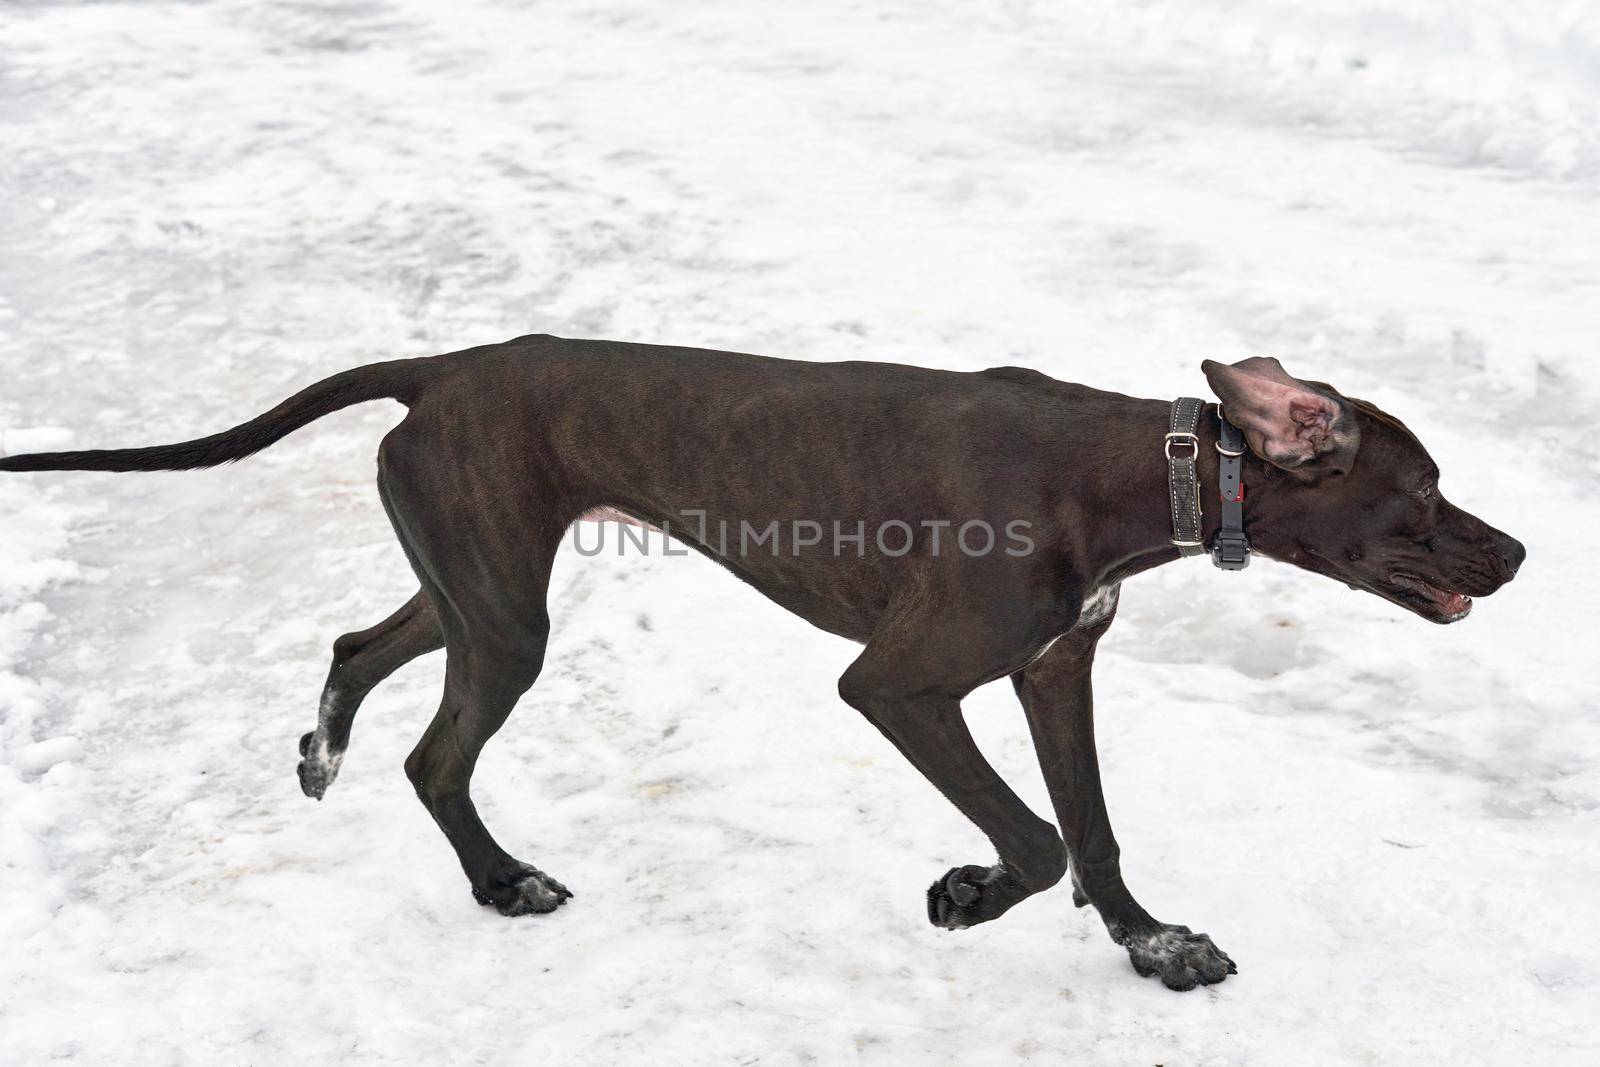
[0,357,440,473]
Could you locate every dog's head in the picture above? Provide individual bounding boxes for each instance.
[1202,356,1525,624]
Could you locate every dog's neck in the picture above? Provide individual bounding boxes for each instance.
[1083,399,1255,586]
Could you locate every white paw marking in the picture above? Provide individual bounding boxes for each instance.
[305,734,343,776]
[303,693,345,781]
[1138,927,1193,961]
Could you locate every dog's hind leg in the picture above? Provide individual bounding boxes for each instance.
[405,610,569,916]
[297,590,444,800]
[375,422,573,915]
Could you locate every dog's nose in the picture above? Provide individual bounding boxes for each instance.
[1500,535,1526,579]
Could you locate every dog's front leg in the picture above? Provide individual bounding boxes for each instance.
[838,603,1069,931]
[1011,599,1236,992]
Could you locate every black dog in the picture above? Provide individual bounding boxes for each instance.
[0,335,1523,991]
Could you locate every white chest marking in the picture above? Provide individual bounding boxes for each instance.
[1076,583,1121,629]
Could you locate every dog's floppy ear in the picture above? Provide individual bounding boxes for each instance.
[1201,356,1360,472]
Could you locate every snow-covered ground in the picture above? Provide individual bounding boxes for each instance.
[2,1,1597,1062]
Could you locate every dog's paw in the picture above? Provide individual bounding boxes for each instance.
[926,864,1027,929]
[473,864,574,917]
[1114,922,1236,991]
[296,730,342,800]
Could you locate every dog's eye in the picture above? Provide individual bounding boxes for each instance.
[1414,485,1435,502]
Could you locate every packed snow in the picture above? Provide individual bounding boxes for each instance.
[2,0,1597,1062]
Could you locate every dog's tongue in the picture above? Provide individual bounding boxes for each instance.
[1404,575,1472,617]
[1426,583,1472,616]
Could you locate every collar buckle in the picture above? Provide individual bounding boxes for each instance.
[1164,431,1199,459]
[1212,529,1251,570]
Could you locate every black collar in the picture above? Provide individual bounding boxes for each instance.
[1167,398,1251,570]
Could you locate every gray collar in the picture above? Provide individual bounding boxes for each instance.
[1166,398,1251,570]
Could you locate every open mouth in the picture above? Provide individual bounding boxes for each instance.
[1388,573,1473,623]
